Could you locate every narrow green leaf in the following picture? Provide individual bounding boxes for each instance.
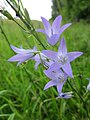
[24,8,31,24]
[0,90,9,95]
[0,10,14,20]
[8,113,15,120]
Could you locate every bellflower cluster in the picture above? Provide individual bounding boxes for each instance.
[42,38,83,78]
[8,15,83,99]
[42,38,83,98]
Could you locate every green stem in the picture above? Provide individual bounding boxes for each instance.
[67,79,89,118]
[0,25,10,47]
[33,32,47,50]
[13,19,27,31]
[6,0,47,50]
[67,79,84,102]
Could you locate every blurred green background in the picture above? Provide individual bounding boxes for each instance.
[51,0,90,22]
[0,0,90,119]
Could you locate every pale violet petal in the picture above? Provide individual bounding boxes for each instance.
[17,54,33,66]
[46,34,60,46]
[34,61,41,70]
[32,54,40,61]
[47,62,61,71]
[10,45,33,54]
[36,29,46,34]
[57,82,64,93]
[8,54,33,63]
[41,17,51,36]
[52,15,62,34]
[58,38,67,54]
[10,45,26,53]
[62,62,73,78]
[59,23,72,35]
[44,69,56,79]
[42,50,57,60]
[67,52,83,62]
[20,45,23,49]
[44,80,57,90]
[8,54,24,62]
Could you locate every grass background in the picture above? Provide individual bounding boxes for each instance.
[0,19,90,120]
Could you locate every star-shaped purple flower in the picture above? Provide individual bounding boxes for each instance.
[36,15,71,46]
[42,38,83,78]
[8,45,37,66]
[44,67,68,93]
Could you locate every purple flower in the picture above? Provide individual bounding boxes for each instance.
[57,91,73,99]
[8,45,37,66]
[42,38,83,78]
[44,67,68,93]
[36,15,71,46]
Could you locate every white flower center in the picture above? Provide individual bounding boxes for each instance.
[57,74,65,83]
[57,54,68,65]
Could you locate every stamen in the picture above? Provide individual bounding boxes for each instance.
[57,54,68,65]
[57,74,65,83]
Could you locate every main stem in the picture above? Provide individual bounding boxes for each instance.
[5,0,47,50]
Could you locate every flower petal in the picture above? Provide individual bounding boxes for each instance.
[62,62,73,78]
[47,62,61,71]
[10,45,33,54]
[41,17,51,36]
[17,54,33,66]
[34,61,41,70]
[42,50,57,60]
[10,45,25,53]
[87,83,90,91]
[44,69,56,79]
[36,29,46,34]
[59,23,72,35]
[57,82,64,93]
[44,80,57,90]
[33,46,37,51]
[46,34,60,46]
[8,54,24,62]
[52,15,62,34]
[67,52,83,62]
[58,37,67,54]
[57,91,73,99]
[8,54,33,64]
